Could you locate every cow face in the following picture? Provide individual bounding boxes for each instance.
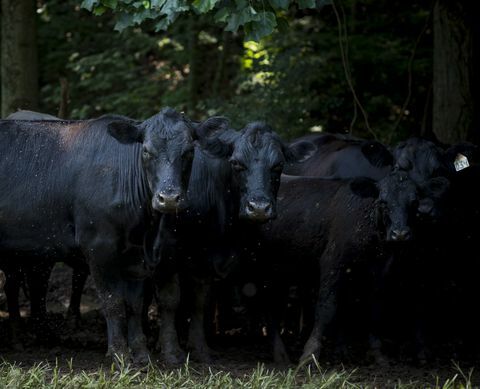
[350,170,420,242]
[393,138,448,186]
[107,107,219,213]
[197,119,316,222]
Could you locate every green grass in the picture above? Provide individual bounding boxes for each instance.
[0,358,475,389]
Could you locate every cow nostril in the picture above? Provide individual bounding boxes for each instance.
[158,194,165,205]
[247,202,255,212]
[392,229,411,241]
[173,194,180,203]
[265,203,272,213]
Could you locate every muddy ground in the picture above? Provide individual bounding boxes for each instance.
[0,264,478,387]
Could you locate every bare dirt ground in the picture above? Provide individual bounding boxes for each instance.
[0,264,478,387]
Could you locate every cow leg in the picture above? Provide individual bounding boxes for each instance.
[4,267,23,350]
[155,272,185,365]
[125,279,150,365]
[300,261,340,364]
[367,255,394,366]
[187,276,215,363]
[91,265,129,362]
[26,261,54,342]
[66,264,89,326]
[265,278,291,365]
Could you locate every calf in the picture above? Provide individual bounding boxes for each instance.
[285,133,393,180]
[257,170,424,364]
[0,108,222,363]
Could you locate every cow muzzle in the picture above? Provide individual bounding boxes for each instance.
[152,192,183,213]
[245,200,275,221]
[389,227,412,242]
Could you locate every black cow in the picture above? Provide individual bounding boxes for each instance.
[284,133,393,180]
[0,108,222,364]
[390,138,480,360]
[1,111,89,340]
[153,119,316,364]
[6,110,61,121]
[256,170,423,364]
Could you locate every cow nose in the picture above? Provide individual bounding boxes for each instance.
[158,193,180,205]
[245,201,273,220]
[391,228,411,241]
[154,192,181,212]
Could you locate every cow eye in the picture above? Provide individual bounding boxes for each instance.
[272,163,284,173]
[183,148,194,159]
[230,159,246,171]
[142,149,152,159]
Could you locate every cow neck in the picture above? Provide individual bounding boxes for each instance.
[122,144,151,219]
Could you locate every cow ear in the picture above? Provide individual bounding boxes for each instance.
[193,116,229,140]
[424,176,450,197]
[361,141,393,168]
[349,177,379,198]
[108,121,144,144]
[195,117,236,158]
[285,140,317,163]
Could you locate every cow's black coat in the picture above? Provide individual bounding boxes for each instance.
[0,108,221,363]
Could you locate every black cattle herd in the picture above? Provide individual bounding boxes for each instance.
[0,109,479,367]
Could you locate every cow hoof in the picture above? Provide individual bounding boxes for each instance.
[10,341,24,352]
[190,349,216,364]
[273,349,291,366]
[160,350,186,366]
[132,350,151,367]
[106,349,131,369]
[65,312,82,329]
[368,349,390,367]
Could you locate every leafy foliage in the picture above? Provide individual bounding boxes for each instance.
[80,0,318,41]
[37,0,433,145]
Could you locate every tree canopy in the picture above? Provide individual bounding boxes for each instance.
[80,0,322,41]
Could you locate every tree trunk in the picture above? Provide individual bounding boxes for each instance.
[433,0,476,144]
[1,0,38,117]
[187,16,199,115]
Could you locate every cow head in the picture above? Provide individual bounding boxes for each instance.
[393,138,448,185]
[350,170,421,242]
[107,107,221,213]
[196,119,316,222]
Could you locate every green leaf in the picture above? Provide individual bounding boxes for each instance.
[150,0,166,8]
[114,13,134,31]
[214,7,230,23]
[193,0,220,13]
[297,0,316,9]
[225,6,260,32]
[154,17,170,31]
[277,16,289,32]
[93,5,107,15]
[268,0,289,10]
[81,0,99,11]
[101,0,118,9]
[161,0,190,22]
[244,11,277,41]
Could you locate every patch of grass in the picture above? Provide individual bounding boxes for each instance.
[0,358,474,388]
